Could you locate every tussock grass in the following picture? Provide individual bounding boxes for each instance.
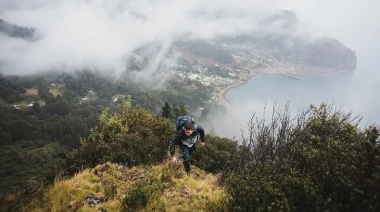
[156,167,224,212]
[24,162,225,212]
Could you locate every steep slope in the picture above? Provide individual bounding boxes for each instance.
[23,162,225,212]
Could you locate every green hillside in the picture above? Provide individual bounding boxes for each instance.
[0,71,215,198]
[1,71,379,212]
[3,101,379,212]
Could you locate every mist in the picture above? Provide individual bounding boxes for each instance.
[202,0,380,137]
[275,0,380,128]
[230,0,379,138]
[0,0,284,76]
[1,0,379,137]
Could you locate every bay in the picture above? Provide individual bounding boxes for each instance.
[225,68,379,130]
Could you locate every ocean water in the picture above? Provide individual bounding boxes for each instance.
[226,71,352,113]
[224,68,379,131]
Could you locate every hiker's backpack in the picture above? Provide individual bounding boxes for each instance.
[174,115,197,134]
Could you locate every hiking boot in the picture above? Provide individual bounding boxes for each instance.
[186,171,191,176]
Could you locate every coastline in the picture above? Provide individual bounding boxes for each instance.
[217,68,353,109]
[218,76,255,108]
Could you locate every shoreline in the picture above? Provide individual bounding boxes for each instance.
[218,80,248,109]
[218,76,255,108]
[217,68,353,109]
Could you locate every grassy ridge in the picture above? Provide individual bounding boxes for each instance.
[23,162,224,212]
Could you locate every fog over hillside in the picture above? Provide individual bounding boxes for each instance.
[1,0,379,137]
[0,18,37,40]
[0,0,347,77]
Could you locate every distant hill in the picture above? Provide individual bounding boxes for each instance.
[177,10,357,71]
[220,34,357,70]
[176,35,357,73]
[0,18,36,40]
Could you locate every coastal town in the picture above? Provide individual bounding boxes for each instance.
[4,36,355,113]
[168,43,345,107]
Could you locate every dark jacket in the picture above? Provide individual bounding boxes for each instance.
[169,125,205,156]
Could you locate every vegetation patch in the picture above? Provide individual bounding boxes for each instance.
[25,88,38,96]
[24,162,225,212]
[0,141,64,199]
[48,88,61,97]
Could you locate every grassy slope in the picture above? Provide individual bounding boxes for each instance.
[24,162,224,212]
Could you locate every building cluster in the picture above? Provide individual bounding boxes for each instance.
[166,43,323,105]
[79,90,98,104]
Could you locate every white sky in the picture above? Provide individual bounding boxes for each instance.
[1,0,378,76]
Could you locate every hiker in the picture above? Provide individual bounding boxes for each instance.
[169,121,205,175]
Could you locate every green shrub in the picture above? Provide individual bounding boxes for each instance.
[193,135,237,174]
[62,100,174,175]
[226,104,380,211]
[122,181,150,211]
[121,175,166,211]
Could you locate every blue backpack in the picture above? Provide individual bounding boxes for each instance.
[174,115,197,134]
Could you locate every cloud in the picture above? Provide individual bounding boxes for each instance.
[0,0,311,77]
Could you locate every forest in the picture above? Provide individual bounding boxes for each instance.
[0,70,214,198]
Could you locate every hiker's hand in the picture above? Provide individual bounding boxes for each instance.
[200,141,205,147]
[171,156,178,163]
